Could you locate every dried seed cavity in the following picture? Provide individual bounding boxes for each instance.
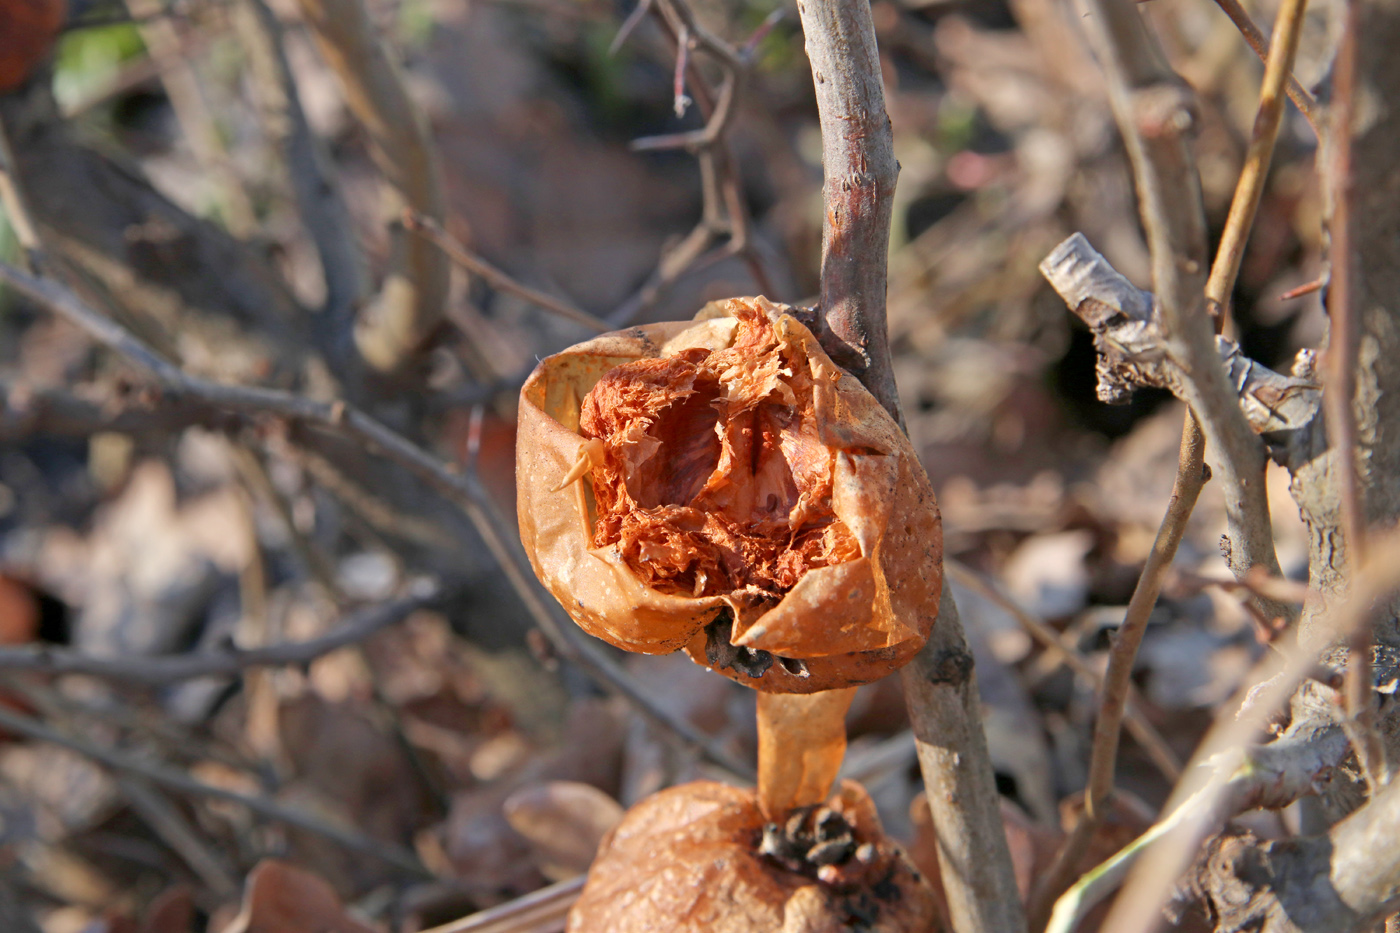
[758,803,858,876]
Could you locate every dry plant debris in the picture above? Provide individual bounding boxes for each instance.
[517,296,943,694]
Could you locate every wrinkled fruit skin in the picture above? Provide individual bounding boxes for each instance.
[517,297,942,693]
[568,781,936,933]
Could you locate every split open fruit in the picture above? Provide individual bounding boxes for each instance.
[516,297,942,693]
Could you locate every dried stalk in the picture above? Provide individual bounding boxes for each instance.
[420,876,584,933]
[795,3,1023,928]
[295,0,450,373]
[1206,0,1310,331]
[237,0,366,365]
[126,0,259,236]
[1209,0,1321,133]
[1027,414,1205,930]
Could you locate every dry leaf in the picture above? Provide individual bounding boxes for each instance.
[219,860,380,933]
[517,297,942,693]
[567,780,937,933]
[140,886,195,933]
[503,780,625,881]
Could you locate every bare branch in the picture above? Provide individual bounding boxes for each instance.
[797,0,901,419]
[607,0,772,327]
[1089,531,1400,933]
[793,4,1024,928]
[946,561,1181,783]
[1029,413,1206,930]
[1041,234,1321,435]
[1074,0,1285,605]
[1189,752,1400,933]
[901,588,1028,933]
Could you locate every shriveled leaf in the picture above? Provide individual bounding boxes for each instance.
[140,886,195,933]
[220,860,380,933]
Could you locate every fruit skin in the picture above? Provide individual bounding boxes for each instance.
[566,780,938,933]
[516,296,942,694]
[0,0,66,93]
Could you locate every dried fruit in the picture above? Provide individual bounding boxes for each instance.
[516,297,942,693]
[567,780,938,933]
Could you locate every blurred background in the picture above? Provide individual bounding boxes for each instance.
[0,0,1328,928]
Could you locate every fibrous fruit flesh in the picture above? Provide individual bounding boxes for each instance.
[516,297,942,693]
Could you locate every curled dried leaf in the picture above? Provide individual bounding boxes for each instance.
[517,297,942,693]
[567,780,937,933]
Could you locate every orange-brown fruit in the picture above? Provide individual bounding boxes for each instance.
[567,780,938,933]
[0,0,66,93]
[516,297,942,693]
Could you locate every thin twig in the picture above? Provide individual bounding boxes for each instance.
[0,704,434,878]
[117,776,241,898]
[237,0,366,362]
[1027,414,1205,931]
[1205,0,1310,332]
[420,876,584,933]
[0,586,437,683]
[945,562,1182,783]
[0,260,754,782]
[403,211,611,333]
[606,0,772,326]
[1209,0,1321,134]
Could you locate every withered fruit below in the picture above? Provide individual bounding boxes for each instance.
[516,296,942,693]
[567,780,937,933]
